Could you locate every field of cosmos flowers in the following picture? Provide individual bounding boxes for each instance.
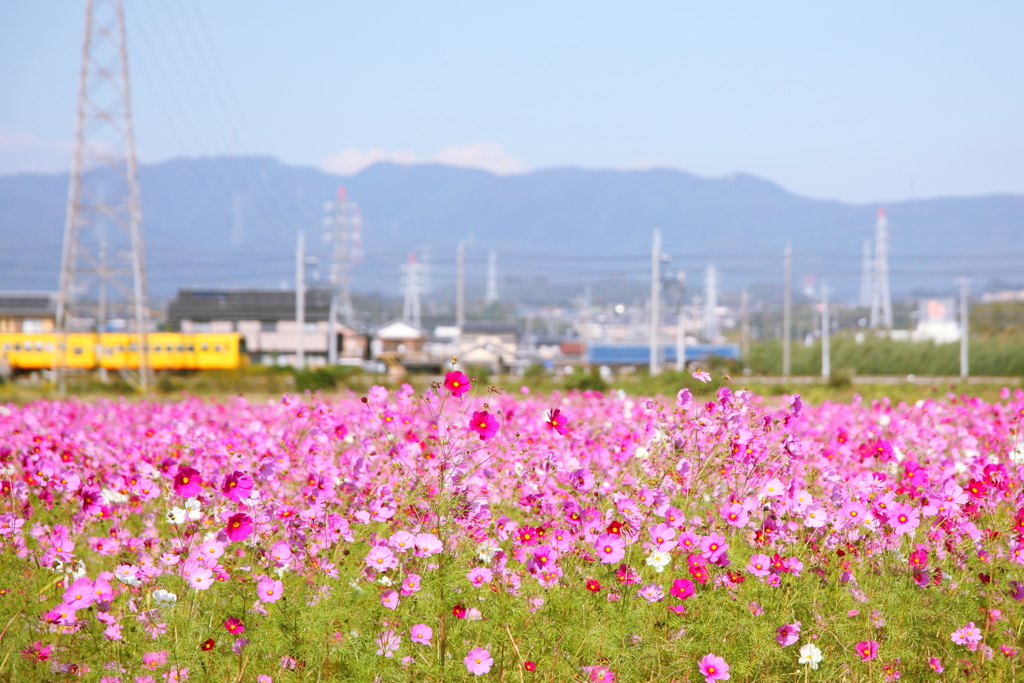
[1,370,1024,682]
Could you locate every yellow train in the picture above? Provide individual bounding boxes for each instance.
[0,333,241,372]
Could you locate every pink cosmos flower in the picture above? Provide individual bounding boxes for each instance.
[700,533,728,562]
[63,576,95,610]
[464,647,493,676]
[637,582,664,603]
[400,573,422,596]
[698,652,730,682]
[649,523,678,551]
[676,388,692,407]
[221,471,254,502]
[375,629,401,657]
[594,533,626,564]
[746,554,771,577]
[380,590,399,610]
[444,371,471,397]
[928,657,944,672]
[173,467,202,498]
[410,623,432,645]
[776,622,801,647]
[589,666,615,681]
[366,546,399,571]
[692,370,711,383]
[856,640,879,661]
[466,567,493,587]
[951,622,982,645]
[257,576,283,603]
[413,533,443,557]
[187,565,215,590]
[469,411,499,441]
[546,408,570,436]
[142,650,169,669]
[721,503,749,528]
[225,513,254,543]
[889,503,920,535]
[389,530,416,553]
[670,578,695,600]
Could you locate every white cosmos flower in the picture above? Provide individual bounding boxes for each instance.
[378,575,393,586]
[645,550,671,573]
[152,589,177,606]
[184,498,202,520]
[166,508,186,525]
[798,643,823,669]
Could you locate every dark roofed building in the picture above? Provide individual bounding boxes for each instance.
[0,291,57,333]
[167,289,333,328]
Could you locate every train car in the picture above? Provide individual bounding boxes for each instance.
[0,332,241,373]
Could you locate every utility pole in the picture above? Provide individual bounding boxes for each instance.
[649,229,662,376]
[821,280,830,380]
[958,277,970,378]
[782,243,792,377]
[702,264,720,342]
[456,242,465,329]
[675,270,686,371]
[870,207,893,329]
[740,289,750,367]
[56,0,149,393]
[296,230,305,369]
[484,249,499,305]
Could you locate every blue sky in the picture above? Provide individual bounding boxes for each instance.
[1,0,1022,202]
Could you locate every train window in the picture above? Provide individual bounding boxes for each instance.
[201,343,209,351]
[118,346,125,352]
[154,345,161,352]
[214,345,222,352]
[187,345,194,352]
[35,342,43,351]
[129,343,138,352]
[106,347,114,354]
[1,344,7,351]
[177,345,184,352]
[13,344,20,351]
[74,347,83,355]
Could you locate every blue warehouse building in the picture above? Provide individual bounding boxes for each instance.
[586,342,740,366]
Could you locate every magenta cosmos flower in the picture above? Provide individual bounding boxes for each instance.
[546,408,570,435]
[469,411,499,441]
[444,371,471,397]
[670,578,695,600]
[221,471,254,502]
[776,622,801,647]
[855,640,878,661]
[223,617,245,635]
[225,513,254,542]
[173,466,202,498]
[464,647,493,676]
[698,653,730,682]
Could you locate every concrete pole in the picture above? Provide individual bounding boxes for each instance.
[821,280,830,380]
[959,277,970,378]
[783,243,792,377]
[649,228,662,376]
[296,230,305,369]
[675,270,685,371]
[456,242,465,330]
[740,289,750,368]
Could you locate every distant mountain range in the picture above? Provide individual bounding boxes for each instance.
[2,157,1023,306]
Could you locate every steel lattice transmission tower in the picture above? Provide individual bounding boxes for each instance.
[400,253,427,329]
[56,0,149,391]
[328,186,355,364]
